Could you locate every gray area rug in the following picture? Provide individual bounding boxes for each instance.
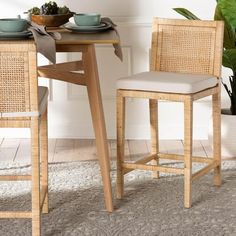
[0,160,236,236]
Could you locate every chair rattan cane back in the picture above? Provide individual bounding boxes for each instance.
[0,40,49,236]
[116,18,224,208]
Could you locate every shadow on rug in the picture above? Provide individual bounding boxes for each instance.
[0,161,236,236]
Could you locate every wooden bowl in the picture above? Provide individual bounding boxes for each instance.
[31,13,73,27]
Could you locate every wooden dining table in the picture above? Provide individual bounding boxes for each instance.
[38,29,120,213]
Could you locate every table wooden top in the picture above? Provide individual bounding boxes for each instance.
[55,29,120,45]
[0,29,119,45]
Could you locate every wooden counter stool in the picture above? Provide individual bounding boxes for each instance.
[116,18,224,208]
[0,41,49,236]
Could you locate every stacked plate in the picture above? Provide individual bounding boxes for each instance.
[64,21,112,33]
[0,18,32,40]
[0,30,32,40]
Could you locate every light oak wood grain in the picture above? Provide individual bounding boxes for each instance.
[0,41,49,236]
[116,18,224,208]
[37,30,121,213]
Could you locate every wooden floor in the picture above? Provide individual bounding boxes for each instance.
[0,139,213,163]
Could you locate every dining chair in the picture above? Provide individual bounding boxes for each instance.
[116,18,224,208]
[0,40,49,236]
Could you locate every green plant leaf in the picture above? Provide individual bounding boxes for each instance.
[223,49,236,71]
[173,8,200,20]
[173,1,236,113]
[218,0,236,28]
[222,81,232,97]
[214,3,235,49]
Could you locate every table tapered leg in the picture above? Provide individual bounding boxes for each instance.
[83,44,113,212]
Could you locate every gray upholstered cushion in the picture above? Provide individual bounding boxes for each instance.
[1,86,48,118]
[116,71,218,94]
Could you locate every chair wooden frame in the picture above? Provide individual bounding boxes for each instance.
[116,18,224,208]
[0,41,48,236]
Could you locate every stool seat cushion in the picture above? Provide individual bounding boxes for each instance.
[116,71,218,94]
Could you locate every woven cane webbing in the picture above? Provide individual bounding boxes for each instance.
[156,25,215,75]
[0,52,30,113]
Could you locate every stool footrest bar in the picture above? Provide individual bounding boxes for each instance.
[0,175,31,181]
[192,161,219,181]
[0,211,32,218]
[158,153,212,163]
[122,162,184,174]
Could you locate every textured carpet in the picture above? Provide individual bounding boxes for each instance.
[0,160,236,236]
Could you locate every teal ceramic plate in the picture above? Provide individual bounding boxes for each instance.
[64,22,112,33]
[72,22,106,29]
[0,30,32,39]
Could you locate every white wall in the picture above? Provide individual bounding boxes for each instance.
[0,1,231,139]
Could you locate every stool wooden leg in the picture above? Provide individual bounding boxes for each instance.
[31,118,41,236]
[212,92,221,186]
[40,109,49,214]
[149,99,159,178]
[116,90,125,199]
[184,98,193,208]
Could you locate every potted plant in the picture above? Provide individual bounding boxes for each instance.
[174,0,236,158]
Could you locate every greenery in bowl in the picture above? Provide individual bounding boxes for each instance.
[28,1,73,27]
[28,1,71,15]
[174,0,236,115]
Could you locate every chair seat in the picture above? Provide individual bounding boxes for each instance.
[1,86,48,118]
[116,71,218,94]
